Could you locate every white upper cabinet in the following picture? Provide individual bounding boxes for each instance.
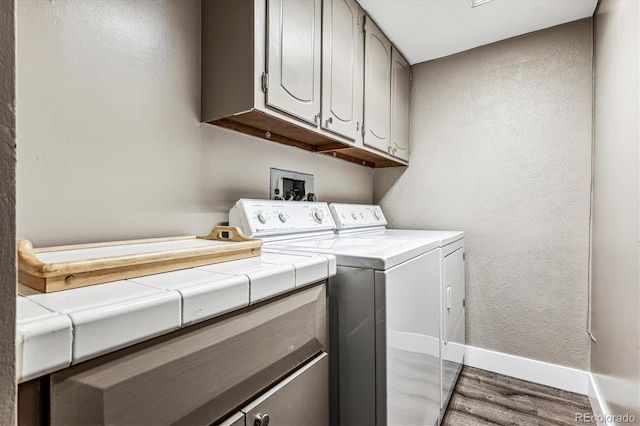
[266,0,322,125]
[321,0,363,142]
[390,47,411,162]
[363,17,392,153]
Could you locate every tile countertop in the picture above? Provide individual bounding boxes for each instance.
[16,251,337,383]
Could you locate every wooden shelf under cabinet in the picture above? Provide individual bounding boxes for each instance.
[211,110,405,168]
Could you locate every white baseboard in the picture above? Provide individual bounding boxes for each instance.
[464,345,590,395]
[588,374,613,426]
[462,346,616,425]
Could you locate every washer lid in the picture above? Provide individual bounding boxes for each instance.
[268,235,439,270]
[337,228,465,247]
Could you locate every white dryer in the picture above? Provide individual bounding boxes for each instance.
[329,203,466,422]
[230,199,442,426]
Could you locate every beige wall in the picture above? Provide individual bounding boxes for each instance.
[16,0,373,247]
[0,0,16,423]
[591,0,640,420]
[375,20,593,369]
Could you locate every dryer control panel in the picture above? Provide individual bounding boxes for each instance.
[329,204,387,230]
[229,199,336,239]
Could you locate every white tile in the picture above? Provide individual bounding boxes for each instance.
[27,281,181,363]
[69,293,180,363]
[258,252,310,264]
[246,264,295,303]
[195,258,266,275]
[18,294,58,320]
[292,256,331,287]
[127,268,233,290]
[26,280,171,313]
[16,297,72,382]
[262,250,337,283]
[179,276,249,325]
[129,269,249,326]
[325,254,337,276]
[259,252,329,286]
[197,261,296,304]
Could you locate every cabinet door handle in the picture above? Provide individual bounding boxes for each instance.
[325,116,333,126]
[314,113,320,124]
[255,413,270,426]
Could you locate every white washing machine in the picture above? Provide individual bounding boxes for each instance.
[329,203,466,423]
[230,199,442,426]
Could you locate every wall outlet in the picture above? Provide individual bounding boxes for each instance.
[270,168,315,201]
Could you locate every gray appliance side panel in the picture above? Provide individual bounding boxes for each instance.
[330,266,376,426]
[375,271,387,426]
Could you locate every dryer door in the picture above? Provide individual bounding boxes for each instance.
[443,248,465,344]
[442,247,466,412]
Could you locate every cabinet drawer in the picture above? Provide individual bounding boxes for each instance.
[242,353,328,426]
[218,353,328,426]
[50,283,327,425]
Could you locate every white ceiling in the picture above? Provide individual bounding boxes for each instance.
[357,0,598,64]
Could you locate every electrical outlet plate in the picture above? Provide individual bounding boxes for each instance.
[270,168,315,201]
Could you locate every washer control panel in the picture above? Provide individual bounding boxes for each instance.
[229,199,336,238]
[329,203,387,230]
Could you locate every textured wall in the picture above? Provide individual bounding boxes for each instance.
[591,0,640,420]
[16,0,373,247]
[374,20,593,369]
[0,0,16,423]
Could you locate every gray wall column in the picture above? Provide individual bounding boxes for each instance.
[0,0,17,423]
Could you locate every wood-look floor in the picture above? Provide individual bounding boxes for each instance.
[442,367,593,426]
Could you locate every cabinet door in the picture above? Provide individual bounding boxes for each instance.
[321,0,363,141]
[363,17,391,153]
[267,0,322,125]
[390,48,410,161]
[243,353,329,426]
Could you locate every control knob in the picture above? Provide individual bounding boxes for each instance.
[351,211,358,220]
[373,210,381,221]
[312,208,325,223]
[257,211,270,224]
[278,212,289,223]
